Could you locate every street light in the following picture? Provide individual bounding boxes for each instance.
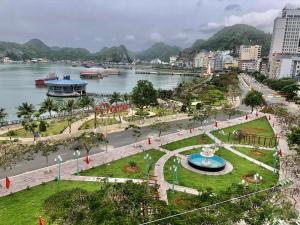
[144,153,152,180]
[169,164,178,193]
[73,150,81,175]
[173,157,181,184]
[254,173,262,191]
[54,155,63,181]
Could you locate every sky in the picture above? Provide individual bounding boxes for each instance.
[0,0,299,52]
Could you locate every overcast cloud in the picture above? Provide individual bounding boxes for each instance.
[0,0,299,52]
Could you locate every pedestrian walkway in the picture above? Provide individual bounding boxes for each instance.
[0,114,294,209]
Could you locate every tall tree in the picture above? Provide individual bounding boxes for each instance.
[222,103,240,119]
[281,84,300,101]
[109,92,122,122]
[0,107,7,126]
[131,80,158,115]
[125,124,141,144]
[17,102,35,120]
[243,90,266,112]
[189,107,210,129]
[63,99,78,134]
[40,98,58,117]
[151,120,170,137]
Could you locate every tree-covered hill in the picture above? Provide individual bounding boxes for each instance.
[188,24,272,57]
[0,39,131,62]
[136,42,180,62]
[94,45,131,63]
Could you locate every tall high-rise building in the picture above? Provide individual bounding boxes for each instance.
[238,45,261,72]
[239,45,261,61]
[269,6,300,79]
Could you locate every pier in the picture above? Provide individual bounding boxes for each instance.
[135,70,199,77]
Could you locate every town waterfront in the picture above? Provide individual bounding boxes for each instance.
[0,64,191,120]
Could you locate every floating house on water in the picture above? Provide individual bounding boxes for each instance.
[45,76,87,97]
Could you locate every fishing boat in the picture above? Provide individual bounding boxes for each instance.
[35,72,58,86]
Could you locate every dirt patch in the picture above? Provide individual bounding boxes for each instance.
[173,197,186,206]
[242,173,260,184]
[240,127,266,135]
[250,149,265,157]
[123,165,141,173]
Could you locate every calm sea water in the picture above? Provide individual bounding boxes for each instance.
[0,64,191,120]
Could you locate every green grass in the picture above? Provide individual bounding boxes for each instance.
[212,117,276,147]
[0,181,100,225]
[123,115,143,122]
[79,117,119,130]
[1,120,70,138]
[81,149,165,179]
[233,147,275,167]
[164,147,278,192]
[161,134,214,151]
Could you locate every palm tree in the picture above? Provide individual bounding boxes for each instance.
[78,96,94,111]
[17,102,35,120]
[40,98,57,117]
[109,92,122,122]
[87,98,97,129]
[64,99,78,134]
[0,107,7,126]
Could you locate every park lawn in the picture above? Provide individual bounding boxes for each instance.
[80,149,165,179]
[161,134,214,151]
[234,147,275,167]
[164,148,278,193]
[1,119,69,138]
[0,181,100,225]
[211,117,276,147]
[150,107,176,116]
[79,117,119,130]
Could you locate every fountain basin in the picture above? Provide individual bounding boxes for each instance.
[188,153,226,172]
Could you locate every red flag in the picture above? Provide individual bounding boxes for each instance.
[278,149,283,157]
[148,137,151,145]
[256,112,258,117]
[215,121,218,127]
[245,114,248,120]
[39,217,45,225]
[189,128,192,133]
[272,122,275,127]
[268,115,271,120]
[85,154,90,164]
[5,177,10,189]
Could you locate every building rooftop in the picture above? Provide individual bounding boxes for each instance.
[45,79,87,86]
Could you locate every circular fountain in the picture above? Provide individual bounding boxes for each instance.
[187,147,226,172]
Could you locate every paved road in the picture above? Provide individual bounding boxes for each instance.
[0,112,246,177]
[241,74,300,114]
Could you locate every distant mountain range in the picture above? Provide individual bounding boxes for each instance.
[0,24,272,62]
[181,24,272,59]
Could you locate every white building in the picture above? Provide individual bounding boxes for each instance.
[169,56,178,66]
[269,6,300,79]
[193,52,207,68]
[150,58,162,64]
[2,57,12,63]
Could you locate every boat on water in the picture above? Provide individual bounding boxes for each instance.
[80,68,120,79]
[35,72,58,86]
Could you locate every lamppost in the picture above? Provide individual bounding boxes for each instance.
[254,173,262,191]
[173,157,181,184]
[169,164,178,193]
[240,179,248,194]
[73,150,81,175]
[144,153,152,180]
[54,155,63,181]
